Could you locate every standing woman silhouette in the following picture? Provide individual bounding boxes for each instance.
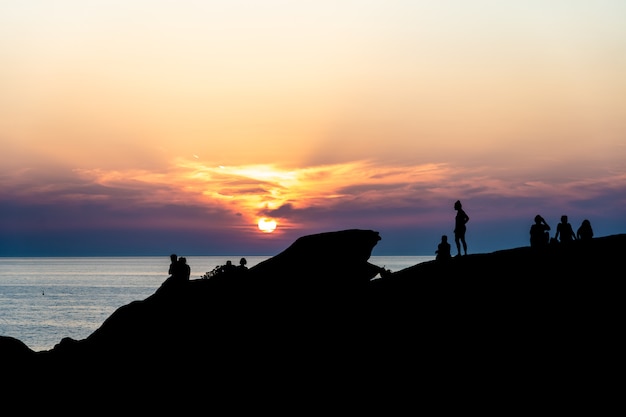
[453,200,470,256]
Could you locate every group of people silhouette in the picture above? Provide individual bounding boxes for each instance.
[201,257,249,279]
[530,214,593,249]
[168,254,249,282]
[170,201,597,277]
[168,254,191,282]
[435,199,595,261]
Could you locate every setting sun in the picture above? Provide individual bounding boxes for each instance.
[258,218,277,233]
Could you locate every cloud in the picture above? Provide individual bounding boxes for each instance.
[1,155,625,255]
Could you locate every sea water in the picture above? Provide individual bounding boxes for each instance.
[0,255,433,352]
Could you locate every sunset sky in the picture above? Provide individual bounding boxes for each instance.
[1,1,625,256]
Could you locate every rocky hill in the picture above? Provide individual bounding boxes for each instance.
[2,229,624,408]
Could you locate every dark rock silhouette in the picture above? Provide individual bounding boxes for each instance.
[248,228,383,286]
[2,229,624,408]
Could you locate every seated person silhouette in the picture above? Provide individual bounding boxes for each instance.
[530,215,551,248]
[168,253,178,276]
[238,257,248,271]
[555,215,576,244]
[435,235,452,261]
[221,260,237,275]
[576,219,593,242]
[177,256,191,281]
[164,254,190,286]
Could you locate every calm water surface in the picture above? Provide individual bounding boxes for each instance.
[0,256,433,352]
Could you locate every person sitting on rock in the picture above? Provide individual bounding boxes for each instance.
[168,253,179,276]
[555,215,576,244]
[237,257,248,271]
[177,256,191,281]
[220,260,237,275]
[576,219,594,242]
[435,235,452,261]
[530,215,551,249]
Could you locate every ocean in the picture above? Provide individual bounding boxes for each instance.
[0,255,433,352]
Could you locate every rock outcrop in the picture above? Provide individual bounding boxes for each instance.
[2,229,624,408]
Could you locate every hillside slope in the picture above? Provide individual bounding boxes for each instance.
[2,231,624,408]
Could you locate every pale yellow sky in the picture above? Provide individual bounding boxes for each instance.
[3,1,625,166]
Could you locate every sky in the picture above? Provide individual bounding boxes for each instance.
[1,0,625,256]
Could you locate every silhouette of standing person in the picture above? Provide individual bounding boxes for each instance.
[453,200,469,256]
[530,215,551,248]
[555,215,576,244]
[576,219,593,242]
[435,235,451,261]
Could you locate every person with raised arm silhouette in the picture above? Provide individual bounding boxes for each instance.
[530,215,551,249]
[453,200,469,256]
